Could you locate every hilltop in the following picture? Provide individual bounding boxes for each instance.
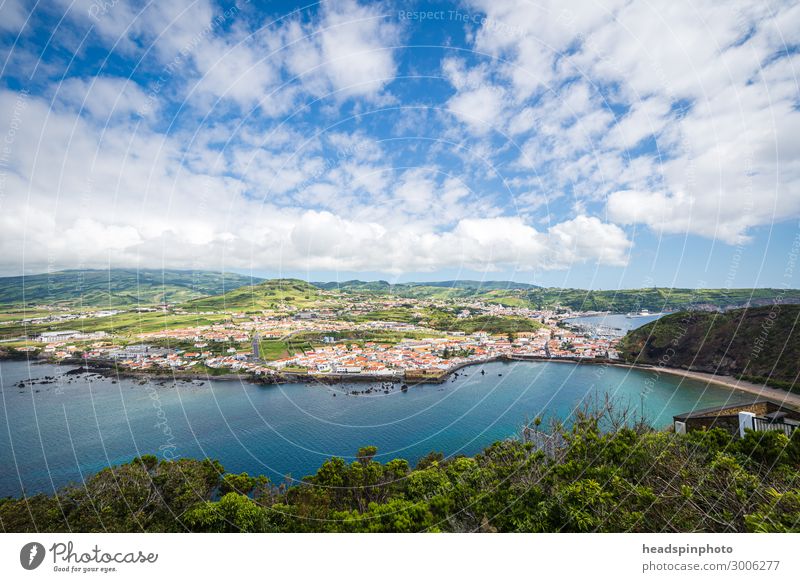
[1,271,798,314]
[619,305,800,391]
[523,287,800,312]
[185,278,321,312]
[0,269,260,307]
[311,282,799,311]
[312,280,540,292]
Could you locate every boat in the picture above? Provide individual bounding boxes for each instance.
[627,309,651,317]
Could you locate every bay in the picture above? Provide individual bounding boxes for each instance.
[564,312,666,334]
[0,358,747,497]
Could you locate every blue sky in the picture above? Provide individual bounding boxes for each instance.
[0,0,799,289]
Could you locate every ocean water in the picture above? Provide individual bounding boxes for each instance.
[564,313,665,332]
[0,358,747,497]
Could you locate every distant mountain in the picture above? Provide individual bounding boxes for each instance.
[619,305,800,391]
[185,278,321,311]
[3,270,798,313]
[309,282,799,311]
[311,279,538,292]
[523,287,800,312]
[312,280,392,291]
[0,269,261,307]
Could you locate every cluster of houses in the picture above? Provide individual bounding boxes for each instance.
[267,328,618,378]
[13,296,624,378]
[137,316,430,343]
[139,323,249,343]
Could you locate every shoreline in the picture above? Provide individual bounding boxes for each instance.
[5,354,799,409]
[610,363,800,409]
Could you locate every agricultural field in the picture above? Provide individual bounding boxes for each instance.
[0,269,258,308]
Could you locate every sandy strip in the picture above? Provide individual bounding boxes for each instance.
[613,364,800,409]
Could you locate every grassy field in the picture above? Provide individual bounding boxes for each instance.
[347,308,418,323]
[0,310,232,340]
[0,310,56,322]
[258,337,315,361]
[312,281,800,311]
[425,312,544,334]
[0,269,258,308]
[259,339,291,361]
[186,279,322,312]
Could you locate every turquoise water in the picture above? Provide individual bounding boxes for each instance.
[0,358,747,497]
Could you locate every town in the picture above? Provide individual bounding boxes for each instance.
[2,291,623,383]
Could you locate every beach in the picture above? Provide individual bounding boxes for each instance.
[613,364,800,409]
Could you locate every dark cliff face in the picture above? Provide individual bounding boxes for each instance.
[619,305,800,386]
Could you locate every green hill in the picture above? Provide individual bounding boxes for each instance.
[185,278,322,312]
[523,287,800,312]
[312,279,538,291]
[312,280,541,306]
[3,271,798,314]
[619,305,800,391]
[312,280,392,292]
[0,269,260,307]
[312,282,799,310]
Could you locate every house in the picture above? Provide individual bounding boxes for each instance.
[36,330,81,342]
[673,400,800,437]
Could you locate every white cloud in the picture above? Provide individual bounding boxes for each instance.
[457,0,800,244]
[0,0,28,33]
[317,0,399,98]
[603,97,672,151]
[58,0,216,63]
[55,77,154,120]
[0,89,630,276]
[7,0,800,279]
[447,84,507,134]
[548,215,631,267]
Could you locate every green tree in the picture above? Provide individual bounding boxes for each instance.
[184,493,274,532]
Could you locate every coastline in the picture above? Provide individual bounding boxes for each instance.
[611,363,800,409]
[4,354,799,410]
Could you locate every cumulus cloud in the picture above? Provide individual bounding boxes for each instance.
[57,0,216,62]
[55,77,155,120]
[459,0,800,243]
[0,0,28,34]
[317,0,399,97]
[0,88,630,276]
[5,0,799,279]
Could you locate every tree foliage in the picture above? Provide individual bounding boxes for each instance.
[2,414,799,533]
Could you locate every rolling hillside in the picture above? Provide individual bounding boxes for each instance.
[312,280,540,306]
[312,281,800,311]
[0,269,260,307]
[619,305,800,390]
[522,287,800,312]
[312,279,539,292]
[184,278,322,312]
[2,271,798,315]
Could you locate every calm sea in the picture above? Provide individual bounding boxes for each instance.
[564,313,665,332]
[0,358,746,497]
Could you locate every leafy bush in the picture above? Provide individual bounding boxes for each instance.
[2,415,798,533]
